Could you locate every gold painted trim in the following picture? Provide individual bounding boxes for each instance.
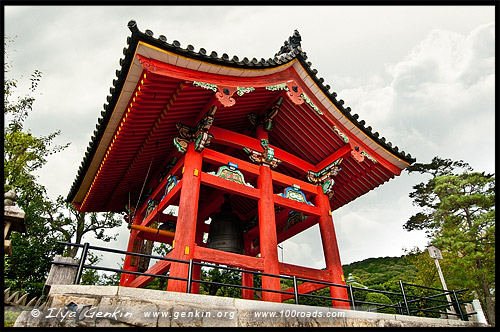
[73,42,145,204]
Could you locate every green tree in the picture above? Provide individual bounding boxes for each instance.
[48,196,122,257]
[405,157,495,325]
[4,36,69,297]
[364,292,397,314]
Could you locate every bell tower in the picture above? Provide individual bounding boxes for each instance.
[68,21,414,307]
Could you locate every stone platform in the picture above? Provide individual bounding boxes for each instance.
[14,285,486,328]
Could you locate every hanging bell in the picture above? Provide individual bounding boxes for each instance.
[207,194,244,254]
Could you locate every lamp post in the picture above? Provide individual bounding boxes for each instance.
[427,245,456,318]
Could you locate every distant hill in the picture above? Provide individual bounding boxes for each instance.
[342,255,418,287]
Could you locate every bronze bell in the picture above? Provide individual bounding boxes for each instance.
[207,194,244,254]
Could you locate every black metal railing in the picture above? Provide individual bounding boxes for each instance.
[53,241,477,321]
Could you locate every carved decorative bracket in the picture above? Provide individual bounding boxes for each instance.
[243,139,282,168]
[265,80,304,105]
[215,86,237,107]
[174,105,217,153]
[307,158,343,198]
[282,211,307,232]
[350,145,365,163]
[278,185,314,206]
[333,126,378,164]
[161,174,179,201]
[193,81,254,107]
[143,198,159,221]
[247,96,283,132]
[285,80,304,105]
[208,164,254,188]
[265,81,322,115]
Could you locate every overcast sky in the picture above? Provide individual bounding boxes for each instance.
[4,6,495,271]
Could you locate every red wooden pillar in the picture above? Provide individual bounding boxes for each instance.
[120,212,145,286]
[315,187,350,309]
[256,128,281,302]
[242,272,254,300]
[191,217,206,294]
[242,233,255,299]
[167,143,202,292]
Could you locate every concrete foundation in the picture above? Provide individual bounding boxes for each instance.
[14,285,487,328]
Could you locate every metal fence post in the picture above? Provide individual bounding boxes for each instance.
[399,280,411,316]
[293,276,299,304]
[396,302,403,315]
[74,242,89,285]
[186,259,194,294]
[452,290,464,320]
[348,284,356,310]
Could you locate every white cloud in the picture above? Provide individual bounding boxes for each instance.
[335,23,495,171]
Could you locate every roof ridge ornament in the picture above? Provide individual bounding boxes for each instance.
[276,29,302,56]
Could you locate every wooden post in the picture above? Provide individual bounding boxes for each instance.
[242,236,255,300]
[315,187,350,309]
[167,143,202,292]
[256,128,281,302]
[120,211,145,286]
[242,272,255,300]
[191,217,206,294]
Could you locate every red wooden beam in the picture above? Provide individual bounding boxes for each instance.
[279,262,331,282]
[273,194,322,217]
[209,126,315,174]
[200,172,261,200]
[202,148,260,176]
[281,282,328,302]
[126,248,177,288]
[138,155,185,217]
[315,144,352,172]
[248,215,319,258]
[193,245,264,271]
[277,215,319,244]
[189,94,218,128]
[140,179,183,227]
[270,170,318,195]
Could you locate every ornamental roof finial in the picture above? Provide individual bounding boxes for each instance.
[276,29,302,56]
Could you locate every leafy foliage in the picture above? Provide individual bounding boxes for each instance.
[343,256,417,287]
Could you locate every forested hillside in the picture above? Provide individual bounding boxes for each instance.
[342,255,418,287]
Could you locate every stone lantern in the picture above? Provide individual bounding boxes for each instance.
[4,190,27,255]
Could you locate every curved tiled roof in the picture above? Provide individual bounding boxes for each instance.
[67,20,415,203]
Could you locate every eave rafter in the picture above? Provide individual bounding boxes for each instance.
[81,73,184,211]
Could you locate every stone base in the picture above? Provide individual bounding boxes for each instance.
[14,285,487,328]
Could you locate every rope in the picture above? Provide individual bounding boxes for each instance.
[132,157,154,222]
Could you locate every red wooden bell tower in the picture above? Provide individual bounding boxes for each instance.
[68,21,414,307]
